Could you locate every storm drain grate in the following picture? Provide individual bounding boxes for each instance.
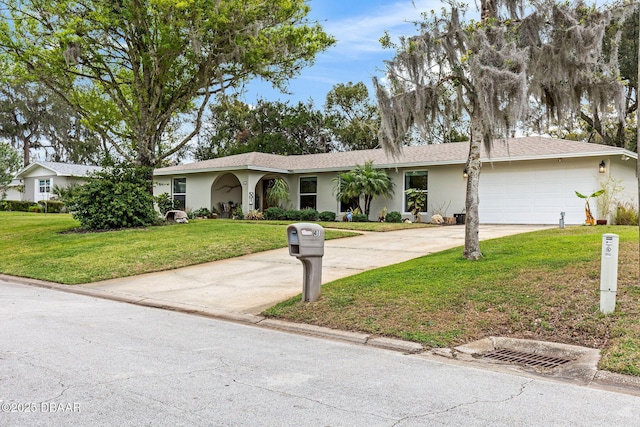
[482,349,573,369]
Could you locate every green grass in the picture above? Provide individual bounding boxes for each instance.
[0,212,357,284]
[264,225,640,376]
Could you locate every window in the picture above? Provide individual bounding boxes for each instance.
[299,177,317,210]
[340,196,359,212]
[172,178,186,210]
[39,179,51,193]
[404,171,428,212]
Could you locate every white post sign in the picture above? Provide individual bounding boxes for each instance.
[600,233,619,314]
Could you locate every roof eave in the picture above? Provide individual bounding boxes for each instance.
[153,165,290,176]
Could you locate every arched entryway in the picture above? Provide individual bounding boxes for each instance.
[211,173,242,218]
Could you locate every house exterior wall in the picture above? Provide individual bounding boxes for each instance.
[293,165,468,221]
[153,152,637,224]
[23,175,74,202]
[607,157,638,207]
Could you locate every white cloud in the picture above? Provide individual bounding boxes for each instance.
[323,0,442,58]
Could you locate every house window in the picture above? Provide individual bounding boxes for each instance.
[39,179,51,193]
[340,196,359,212]
[404,171,428,212]
[173,178,186,210]
[299,177,317,210]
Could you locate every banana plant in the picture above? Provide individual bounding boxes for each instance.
[575,189,605,225]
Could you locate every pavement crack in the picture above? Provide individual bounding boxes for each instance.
[230,378,396,422]
[391,379,535,426]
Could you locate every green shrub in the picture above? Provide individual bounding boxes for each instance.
[232,205,244,220]
[28,204,42,213]
[319,211,336,221]
[38,200,65,213]
[2,200,33,211]
[299,208,319,221]
[614,202,639,225]
[155,192,180,215]
[352,213,369,222]
[264,207,286,220]
[284,209,302,221]
[385,211,402,223]
[68,165,158,230]
[189,207,211,219]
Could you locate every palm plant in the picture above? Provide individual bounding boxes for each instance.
[333,161,394,216]
[266,178,290,209]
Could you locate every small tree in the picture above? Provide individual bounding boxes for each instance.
[333,161,394,216]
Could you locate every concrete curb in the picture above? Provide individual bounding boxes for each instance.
[1,275,422,354]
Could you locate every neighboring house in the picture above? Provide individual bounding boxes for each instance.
[153,137,638,225]
[3,179,24,201]
[14,161,102,202]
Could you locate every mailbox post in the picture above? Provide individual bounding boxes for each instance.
[287,223,325,302]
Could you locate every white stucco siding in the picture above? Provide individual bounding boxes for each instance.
[478,158,607,225]
[184,173,217,212]
[366,169,403,220]
[153,177,172,198]
[312,172,338,212]
[607,157,638,208]
[426,166,467,218]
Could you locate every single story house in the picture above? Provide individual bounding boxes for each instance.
[14,161,102,202]
[154,136,638,225]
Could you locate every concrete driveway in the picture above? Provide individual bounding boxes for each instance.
[78,224,548,315]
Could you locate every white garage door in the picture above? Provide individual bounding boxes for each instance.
[479,162,591,225]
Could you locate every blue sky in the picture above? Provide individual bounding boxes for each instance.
[241,0,442,107]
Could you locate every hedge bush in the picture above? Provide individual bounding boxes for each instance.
[299,208,319,221]
[68,165,158,230]
[38,200,65,213]
[319,211,336,221]
[284,209,302,221]
[1,200,34,211]
[385,211,402,223]
[352,213,369,222]
[264,207,286,220]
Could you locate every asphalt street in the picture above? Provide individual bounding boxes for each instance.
[1,281,639,426]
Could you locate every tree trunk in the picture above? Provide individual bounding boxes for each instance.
[22,138,30,166]
[464,124,482,260]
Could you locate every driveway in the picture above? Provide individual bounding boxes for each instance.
[77,224,548,315]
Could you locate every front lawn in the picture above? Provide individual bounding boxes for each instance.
[0,212,359,284]
[264,225,640,377]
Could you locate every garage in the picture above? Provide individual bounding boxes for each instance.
[479,159,600,225]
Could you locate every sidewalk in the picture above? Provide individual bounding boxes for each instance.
[76,224,548,315]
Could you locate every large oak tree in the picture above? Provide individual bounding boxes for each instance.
[0,0,334,176]
[375,0,636,259]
